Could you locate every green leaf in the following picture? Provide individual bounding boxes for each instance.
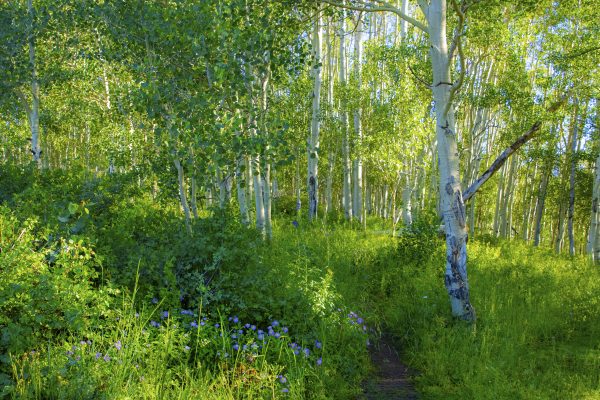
[67,203,78,215]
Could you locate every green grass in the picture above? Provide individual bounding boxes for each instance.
[376,238,600,400]
[2,170,600,398]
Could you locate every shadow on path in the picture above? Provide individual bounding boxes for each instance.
[361,334,418,399]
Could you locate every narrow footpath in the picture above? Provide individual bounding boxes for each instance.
[362,334,418,399]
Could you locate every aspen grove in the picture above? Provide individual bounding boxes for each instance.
[1,0,599,398]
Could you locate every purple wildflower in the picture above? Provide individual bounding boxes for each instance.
[316,357,323,366]
[115,341,122,351]
[151,297,158,304]
[150,320,160,328]
[190,321,198,328]
[95,352,102,360]
[233,344,239,351]
[233,316,239,324]
[161,311,169,319]
[315,340,322,349]
[292,220,299,228]
[103,354,111,362]
[184,346,190,352]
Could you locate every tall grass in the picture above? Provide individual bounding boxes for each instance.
[377,238,600,399]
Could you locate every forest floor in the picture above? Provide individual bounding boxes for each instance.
[362,334,417,400]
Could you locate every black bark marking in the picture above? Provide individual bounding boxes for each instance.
[445,182,453,195]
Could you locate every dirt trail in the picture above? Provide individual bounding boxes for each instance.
[362,334,418,399]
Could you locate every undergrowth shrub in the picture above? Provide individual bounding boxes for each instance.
[0,207,116,388]
[395,209,442,266]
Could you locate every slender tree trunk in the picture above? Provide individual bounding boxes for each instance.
[27,0,41,167]
[534,167,550,246]
[263,162,272,239]
[352,15,363,222]
[400,0,409,40]
[191,177,199,219]
[339,13,352,220]
[174,157,192,235]
[402,174,413,225]
[236,155,250,225]
[588,155,600,262]
[308,13,322,221]
[325,153,334,214]
[568,99,579,256]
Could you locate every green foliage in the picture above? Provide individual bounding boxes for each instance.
[395,210,443,266]
[0,206,116,381]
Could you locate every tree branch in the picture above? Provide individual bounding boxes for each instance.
[463,121,541,202]
[320,0,428,33]
[13,88,32,123]
[463,94,569,202]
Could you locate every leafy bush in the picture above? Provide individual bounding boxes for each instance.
[0,207,116,385]
[395,209,443,266]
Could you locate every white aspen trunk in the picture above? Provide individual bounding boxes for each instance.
[366,182,372,215]
[339,14,352,220]
[236,155,250,225]
[400,0,409,40]
[295,150,302,213]
[245,157,253,206]
[402,176,413,226]
[568,100,579,256]
[352,15,363,222]
[589,156,600,262]
[174,157,192,235]
[27,0,41,167]
[500,155,517,238]
[428,0,474,321]
[259,71,271,236]
[493,164,505,235]
[383,185,389,219]
[308,14,322,221]
[534,168,550,246]
[252,156,265,233]
[263,163,272,240]
[556,204,566,253]
[326,153,335,214]
[507,155,518,238]
[191,176,199,219]
[325,19,335,215]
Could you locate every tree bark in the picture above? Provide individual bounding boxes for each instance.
[352,15,363,223]
[429,0,475,321]
[339,12,352,220]
[27,0,41,167]
[308,13,322,221]
[534,167,550,247]
[568,99,580,256]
